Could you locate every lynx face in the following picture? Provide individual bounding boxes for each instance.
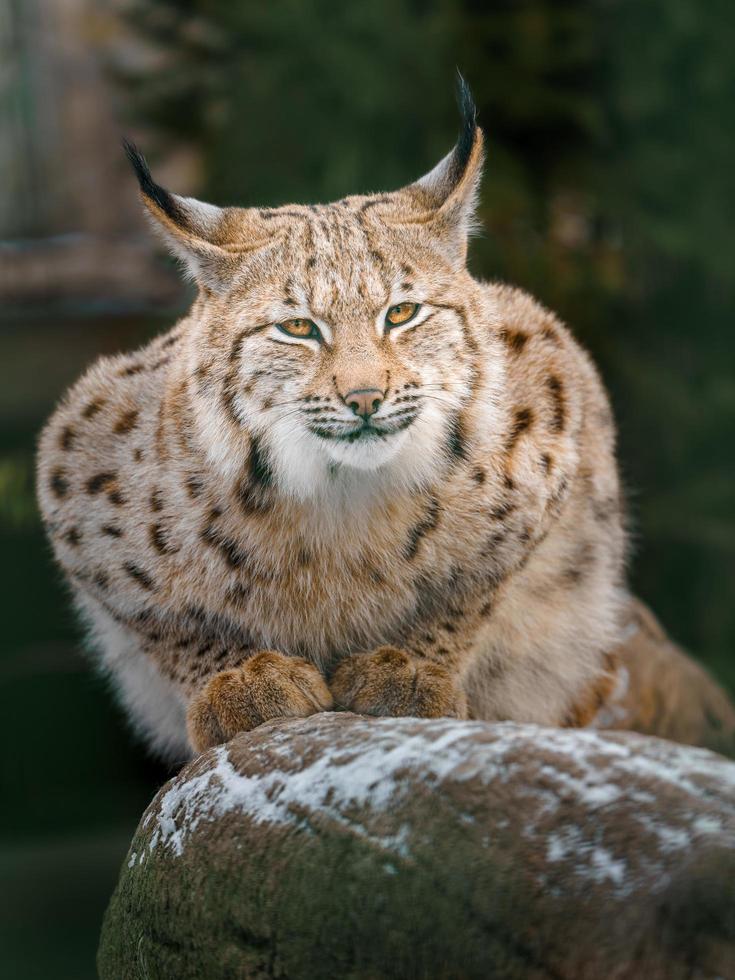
[126,80,489,496]
[220,213,479,485]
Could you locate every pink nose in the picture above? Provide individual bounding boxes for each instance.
[344,388,384,419]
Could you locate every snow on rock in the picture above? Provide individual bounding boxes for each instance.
[101,713,735,980]
[136,713,735,899]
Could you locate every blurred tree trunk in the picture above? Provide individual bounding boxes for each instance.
[0,0,143,239]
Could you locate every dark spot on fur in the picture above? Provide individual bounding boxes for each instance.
[185,475,204,499]
[81,398,106,419]
[473,467,486,485]
[123,562,155,591]
[200,523,250,569]
[133,448,144,462]
[540,453,553,474]
[446,414,469,462]
[221,377,241,427]
[592,495,618,523]
[259,208,307,221]
[226,583,250,607]
[506,407,534,453]
[150,489,163,512]
[480,530,507,558]
[65,527,81,546]
[228,329,248,364]
[59,426,76,451]
[551,477,569,508]
[101,524,122,538]
[113,409,139,435]
[499,328,529,354]
[119,363,144,377]
[561,541,596,586]
[86,471,116,495]
[50,469,69,498]
[489,500,516,521]
[404,496,441,561]
[149,522,177,555]
[546,376,566,432]
[93,571,110,591]
[238,436,273,514]
[185,604,208,624]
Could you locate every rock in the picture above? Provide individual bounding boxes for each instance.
[98,713,735,980]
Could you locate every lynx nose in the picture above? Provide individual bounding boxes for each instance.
[344,388,384,419]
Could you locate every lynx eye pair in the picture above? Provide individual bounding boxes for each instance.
[276,302,420,340]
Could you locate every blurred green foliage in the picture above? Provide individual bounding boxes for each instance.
[2,1,733,977]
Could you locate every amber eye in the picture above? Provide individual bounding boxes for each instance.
[276,318,320,340]
[385,302,420,328]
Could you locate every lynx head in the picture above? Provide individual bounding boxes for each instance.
[126,78,492,501]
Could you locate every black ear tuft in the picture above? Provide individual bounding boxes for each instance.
[122,138,186,226]
[453,70,478,179]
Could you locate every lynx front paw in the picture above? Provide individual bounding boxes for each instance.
[186,651,333,753]
[330,646,467,719]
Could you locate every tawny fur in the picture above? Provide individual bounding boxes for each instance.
[37,89,627,760]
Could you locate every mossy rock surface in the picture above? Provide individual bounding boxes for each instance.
[98,713,735,980]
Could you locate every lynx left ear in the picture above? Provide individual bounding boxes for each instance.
[398,75,484,268]
[123,140,269,292]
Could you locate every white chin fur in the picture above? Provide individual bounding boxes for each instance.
[322,430,410,470]
[266,402,448,502]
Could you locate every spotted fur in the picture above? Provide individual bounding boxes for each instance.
[38,83,626,759]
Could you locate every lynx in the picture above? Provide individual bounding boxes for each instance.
[37,81,627,761]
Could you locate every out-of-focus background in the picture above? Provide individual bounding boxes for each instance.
[1,1,733,977]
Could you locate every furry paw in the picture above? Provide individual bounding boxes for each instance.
[330,646,467,719]
[187,651,333,752]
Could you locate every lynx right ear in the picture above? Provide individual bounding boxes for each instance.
[391,74,485,270]
[123,140,269,292]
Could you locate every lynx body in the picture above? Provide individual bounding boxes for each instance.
[37,85,626,759]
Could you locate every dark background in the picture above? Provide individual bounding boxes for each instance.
[1,1,733,977]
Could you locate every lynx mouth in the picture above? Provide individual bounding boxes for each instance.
[308,413,418,443]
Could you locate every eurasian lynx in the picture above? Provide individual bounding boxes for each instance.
[37,81,626,760]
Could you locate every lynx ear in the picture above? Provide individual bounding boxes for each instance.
[396,74,484,269]
[123,140,268,292]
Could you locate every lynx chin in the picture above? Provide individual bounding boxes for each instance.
[38,80,628,760]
